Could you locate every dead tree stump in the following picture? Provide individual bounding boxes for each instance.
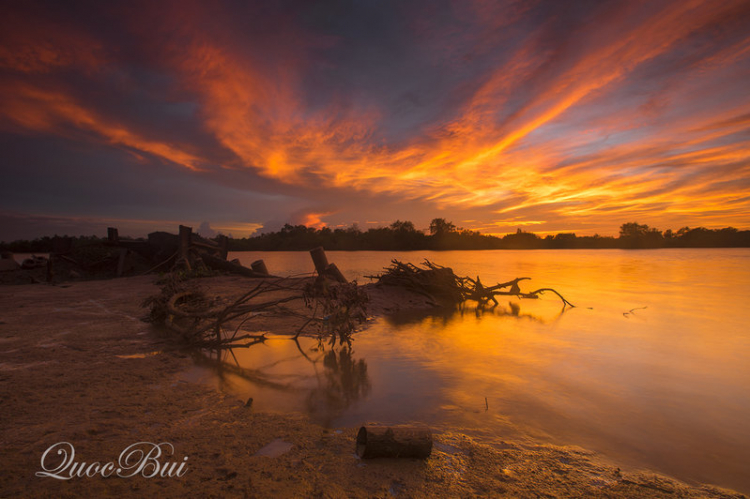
[107,227,119,245]
[325,263,347,283]
[116,248,128,277]
[310,247,329,275]
[251,259,269,275]
[218,235,229,260]
[177,225,193,271]
[310,247,347,283]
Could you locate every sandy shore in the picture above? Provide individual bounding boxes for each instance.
[0,275,745,498]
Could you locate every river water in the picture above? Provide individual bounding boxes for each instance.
[186,249,750,493]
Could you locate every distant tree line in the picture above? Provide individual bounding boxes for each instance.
[226,220,750,251]
[2,220,749,253]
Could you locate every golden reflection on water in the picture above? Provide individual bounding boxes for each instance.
[199,249,750,493]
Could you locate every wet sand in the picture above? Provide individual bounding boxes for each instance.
[0,276,745,498]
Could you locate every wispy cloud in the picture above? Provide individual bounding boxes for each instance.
[1,0,749,238]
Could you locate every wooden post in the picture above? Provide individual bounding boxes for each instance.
[107,227,119,245]
[116,248,128,277]
[325,263,347,283]
[218,235,229,260]
[179,225,192,260]
[355,425,432,459]
[250,259,269,276]
[46,258,53,283]
[309,247,329,275]
[310,247,347,282]
[177,225,193,271]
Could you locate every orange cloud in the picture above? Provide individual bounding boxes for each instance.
[290,210,338,230]
[160,0,750,232]
[2,0,749,235]
[0,83,204,171]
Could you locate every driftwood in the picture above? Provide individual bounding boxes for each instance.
[144,277,307,347]
[107,227,119,245]
[356,425,432,459]
[367,260,465,303]
[310,246,329,274]
[310,247,347,283]
[200,253,272,278]
[324,263,347,283]
[251,259,269,275]
[144,272,368,349]
[370,260,574,308]
[49,225,229,279]
[143,247,370,349]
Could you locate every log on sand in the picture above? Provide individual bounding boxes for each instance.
[356,425,432,459]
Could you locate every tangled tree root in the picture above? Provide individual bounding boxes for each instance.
[370,260,575,309]
[142,273,368,348]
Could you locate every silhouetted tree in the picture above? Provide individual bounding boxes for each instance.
[550,233,577,249]
[503,229,543,249]
[389,220,425,250]
[429,218,456,237]
[619,222,664,248]
[390,220,416,232]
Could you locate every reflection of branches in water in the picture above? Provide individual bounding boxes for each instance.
[305,347,371,425]
[383,308,459,328]
[383,299,567,327]
[193,339,370,425]
[192,348,304,394]
[459,300,567,325]
[623,306,648,318]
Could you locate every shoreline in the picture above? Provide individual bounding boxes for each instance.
[0,275,745,498]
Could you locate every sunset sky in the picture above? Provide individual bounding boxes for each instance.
[1,0,749,240]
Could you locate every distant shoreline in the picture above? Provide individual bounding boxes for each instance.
[227,246,750,251]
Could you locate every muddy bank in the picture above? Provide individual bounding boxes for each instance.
[0,276,745,498]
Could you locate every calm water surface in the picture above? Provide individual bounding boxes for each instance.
[186,249,750,493]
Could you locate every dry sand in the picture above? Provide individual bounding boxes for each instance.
[0,275,745,498]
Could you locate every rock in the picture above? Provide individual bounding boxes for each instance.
[254,439,293,458]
